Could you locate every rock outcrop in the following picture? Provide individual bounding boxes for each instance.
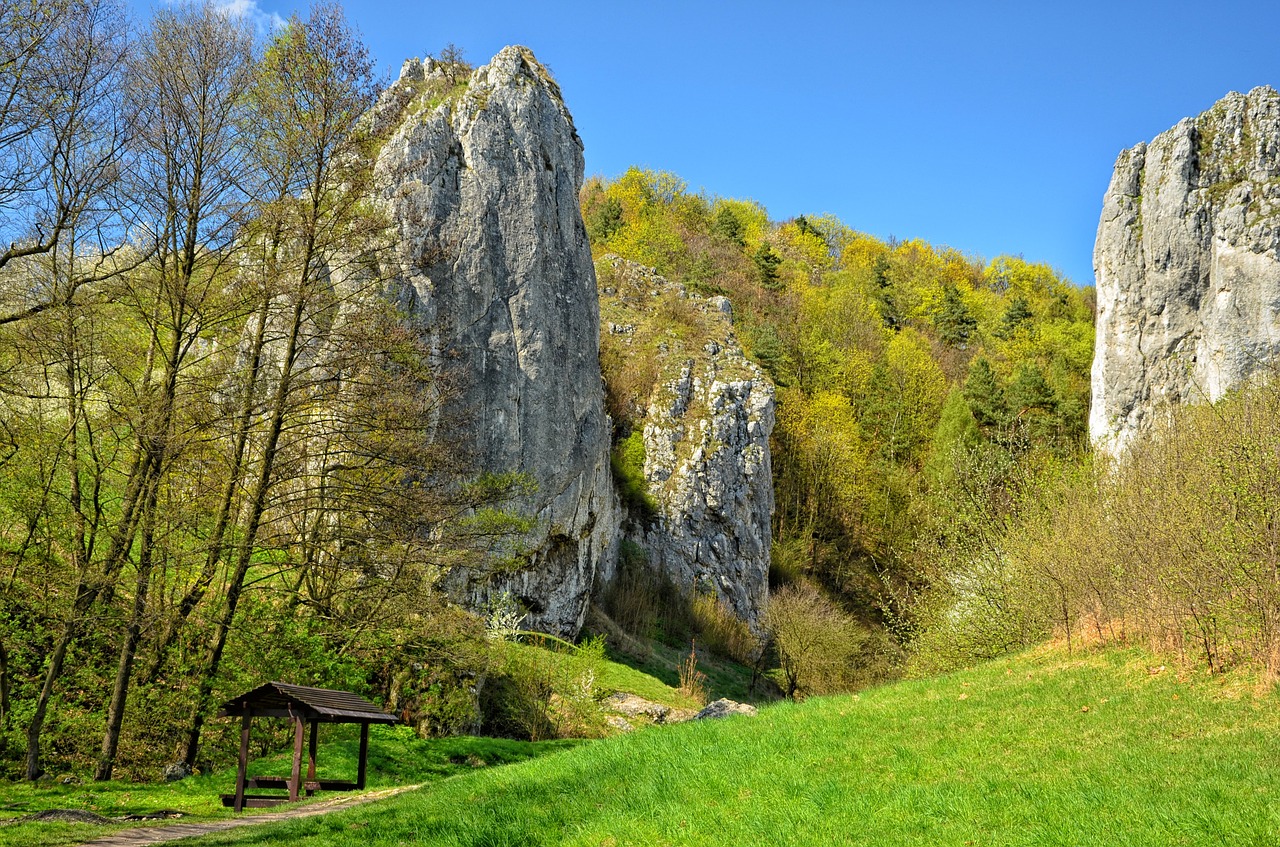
[598,256,774,628]
[693,698,758,720]
[1092,86,1280,454]
[372,47,616,635]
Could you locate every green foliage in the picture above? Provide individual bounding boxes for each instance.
[914,373,1280,678]
[963,357,1007,429]
[584,169,1094,684]
[923,388,981,489]
[483,639,608,741]
[996,295,1034,339]
[610,430,656,518]
[711,205,745,247]
[932,283,977,346]
[587,195,624,242]
[764,582,868,698]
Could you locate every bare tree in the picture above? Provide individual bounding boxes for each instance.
[92,0,256,781]
[180,1,382,767]
[0,0,129,300]
[14,0,134,781]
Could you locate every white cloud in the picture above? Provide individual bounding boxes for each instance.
[215,0,286,33]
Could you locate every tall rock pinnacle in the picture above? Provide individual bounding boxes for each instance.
[1091,86,1280,455]
[373,46,616,635]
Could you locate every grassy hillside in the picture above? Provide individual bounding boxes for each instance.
[145,645,1280,846]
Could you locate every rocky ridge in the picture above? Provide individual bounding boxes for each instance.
[598,256,774,627]
[1091,85,1280,454]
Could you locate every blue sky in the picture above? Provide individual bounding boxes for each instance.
[145,1,1277,286]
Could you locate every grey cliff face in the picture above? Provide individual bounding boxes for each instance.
[599,256,774,628]
[1092,86,1280,454]
[373,47,616,635]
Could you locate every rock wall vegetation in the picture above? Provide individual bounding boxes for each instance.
[597,256,774,630]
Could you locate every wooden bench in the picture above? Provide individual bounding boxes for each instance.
[219,776,364,806]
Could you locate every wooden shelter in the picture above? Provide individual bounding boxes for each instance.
[217,682,399,811]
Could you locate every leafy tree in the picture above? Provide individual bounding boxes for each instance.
[963,357,1007,431]
[996,296,1034,339]
[587,195,624,243]
[871,255,901,330]
[924,388,981,489]
[179,1,383,767]
[1006,362,1058,443]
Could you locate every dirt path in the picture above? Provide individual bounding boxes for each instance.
[75,785,420,847]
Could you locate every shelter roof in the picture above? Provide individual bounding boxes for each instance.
[218,682,398,724]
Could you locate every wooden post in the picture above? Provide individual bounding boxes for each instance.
[306,720,317,795]
[356,722,369,790]
[234,713,251,813]
[289,713,304,802]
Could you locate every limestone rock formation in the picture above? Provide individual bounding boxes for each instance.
[1092,86,1280,454]
[598,256,774,628]
[372,47,616,635]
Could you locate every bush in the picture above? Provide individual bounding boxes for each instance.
[483,638,606,741]
[765,582,868,698]
[912,373,1280,677]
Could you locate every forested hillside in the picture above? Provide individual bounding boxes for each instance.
[584,168,1095,678]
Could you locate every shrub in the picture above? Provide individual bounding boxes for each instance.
[483,638,607,741]
[677,641,708,705]
[913,373,1280,677]
[765,582,867,699]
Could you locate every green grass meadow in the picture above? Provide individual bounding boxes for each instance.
[0,731,577,847]
[160,646,1280,846]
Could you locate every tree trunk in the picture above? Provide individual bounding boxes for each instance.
[145,301,270,684]
[94,472,161,781]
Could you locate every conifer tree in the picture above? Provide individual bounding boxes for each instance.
[963,357,1008,431]
[934,283,977,346]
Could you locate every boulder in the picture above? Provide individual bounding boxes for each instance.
[693,698,758,720]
